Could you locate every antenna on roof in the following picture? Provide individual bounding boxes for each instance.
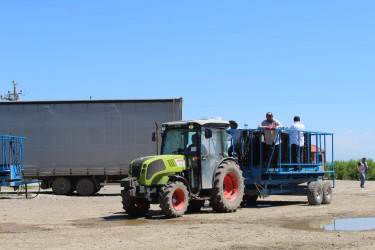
[1,81,24,101]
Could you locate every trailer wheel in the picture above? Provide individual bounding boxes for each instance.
[242,194,258,206]
[307,181,323,205]
[122,195,150,217]
[322,182,333,204]
[52,177,72,195]
[209,161,244,212]
[159,181,189,218]
[187,200,205,212]
[76,178,96,196]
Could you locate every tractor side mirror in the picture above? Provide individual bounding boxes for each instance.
[205,129,212,139]
[152,132,156,141]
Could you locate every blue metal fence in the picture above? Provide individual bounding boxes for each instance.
[227,128,335,196]
[0,135,28,187]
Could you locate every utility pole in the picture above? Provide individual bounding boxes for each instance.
[1,81,23,101]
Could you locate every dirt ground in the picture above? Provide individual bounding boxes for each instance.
[0,180,374,249]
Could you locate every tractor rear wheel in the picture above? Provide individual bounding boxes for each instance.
[209,161,244,212]
[122,195,150,217]
[322,181,333,204]
[307,181,323,205]
[159,181,189,218]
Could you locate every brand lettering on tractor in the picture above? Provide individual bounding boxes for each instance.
[175,158,185,167]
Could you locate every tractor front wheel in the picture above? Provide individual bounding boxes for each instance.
[122,196,150,217]
[159,181,189,218]
[209,161,244,212]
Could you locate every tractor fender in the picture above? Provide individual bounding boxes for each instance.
[211,157,240,186]
[168,175,192,198]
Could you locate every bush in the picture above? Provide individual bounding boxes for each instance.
[332,159,374,180]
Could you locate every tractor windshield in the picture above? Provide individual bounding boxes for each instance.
[162,129,197,155]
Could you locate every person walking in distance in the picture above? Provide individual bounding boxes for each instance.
[357,157,368,188]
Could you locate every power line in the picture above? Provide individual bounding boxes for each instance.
[24,0,375,48]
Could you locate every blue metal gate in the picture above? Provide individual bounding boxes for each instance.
[228,128,335,197]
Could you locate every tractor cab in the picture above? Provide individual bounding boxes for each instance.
[161,119,232,190]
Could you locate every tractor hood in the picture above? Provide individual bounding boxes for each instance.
[129,155,187,186]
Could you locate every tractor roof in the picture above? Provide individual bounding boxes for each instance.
[163,118,229,129]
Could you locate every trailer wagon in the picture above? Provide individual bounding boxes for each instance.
[229,127,335,205]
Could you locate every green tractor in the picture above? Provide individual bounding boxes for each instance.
[120,119,244,218]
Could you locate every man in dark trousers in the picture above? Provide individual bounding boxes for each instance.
[284,116,306,171]
[356,157,368,188]
[258,112,283,167]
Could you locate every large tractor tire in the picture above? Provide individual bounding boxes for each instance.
[52,177,72,195]
[307,181,323,205]
[322,181,333,204]
[122,195,150,217]
[209,161,245,213]
[159,181,189,218]
[76,178,96,196]
[187,200,205,213]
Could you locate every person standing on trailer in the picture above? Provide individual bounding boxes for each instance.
[356,157,368,188]
[228,120,242,159]
[286,116,305,171]
[258,112,283,167]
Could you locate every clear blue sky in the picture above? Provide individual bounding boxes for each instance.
[1,0,374,160]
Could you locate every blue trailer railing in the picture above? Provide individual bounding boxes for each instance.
[0,135,34,187]
[227,128,335,197]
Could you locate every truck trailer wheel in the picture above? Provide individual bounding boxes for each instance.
[122,196,150,217]
[52,177,72,195]
[209,161,244,212]
[307,181,323,205]
[40,180,50,190]
[322,181,333,204]
[159,181,189,218]
[76,178,96,196]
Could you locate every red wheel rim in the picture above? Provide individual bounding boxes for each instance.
[172,188,186,211]
[223,172,239,202]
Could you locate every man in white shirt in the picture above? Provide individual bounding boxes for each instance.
[288,116,305,170]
